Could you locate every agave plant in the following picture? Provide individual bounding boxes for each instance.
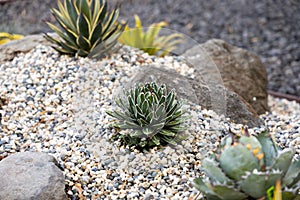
[118,15,183,57]
[45,0,125,58]
[194,127,300,200]
[107,82,189,150]
[0,32,23,45]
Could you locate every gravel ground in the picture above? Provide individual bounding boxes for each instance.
[0,44,299,199]
[0,0,300,97]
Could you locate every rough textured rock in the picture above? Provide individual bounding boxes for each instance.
[129,65,264,127]
[0,152,67,200]
[184,39,269,115]
[0,34,51,63]
[124,66,198,104]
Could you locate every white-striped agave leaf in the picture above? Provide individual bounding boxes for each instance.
[45,0,125,58]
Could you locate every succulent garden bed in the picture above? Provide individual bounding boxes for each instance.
[0,43,299,199]
[0,0,300,199]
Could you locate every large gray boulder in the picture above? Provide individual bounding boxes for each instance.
[0,152,67,200]
[128,66,264,127]
[184,39,269,115]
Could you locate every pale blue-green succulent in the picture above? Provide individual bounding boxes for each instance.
[194,128,300,200]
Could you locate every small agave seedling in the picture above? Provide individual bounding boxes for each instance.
[194,127,300,200]
[107,82,189,151]
[45,0,125,58]
[118,15,183,57]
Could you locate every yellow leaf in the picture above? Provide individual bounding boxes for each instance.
[0,39,10,45]
[0,32,23,45]
[118,14,183,56]
[10,34,23,40]
[0,32,12,38]
[273,180,282,200]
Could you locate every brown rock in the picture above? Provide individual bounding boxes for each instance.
[123,66,198,104]
[128,65,264,127]
[184,39,269,115]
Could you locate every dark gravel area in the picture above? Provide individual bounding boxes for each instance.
[1,0,299,97]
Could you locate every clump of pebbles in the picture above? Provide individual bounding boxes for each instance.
[0,45,299,199]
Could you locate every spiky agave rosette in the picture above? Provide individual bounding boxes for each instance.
[194,128,300,200]
[118,15,183,57]
[45,0,125,58]
[107,82,189,151]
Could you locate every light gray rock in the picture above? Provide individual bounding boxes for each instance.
[184,39,269,115]
[0,34,51,62]
[130,65,264,127]
[0,152,67,200]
